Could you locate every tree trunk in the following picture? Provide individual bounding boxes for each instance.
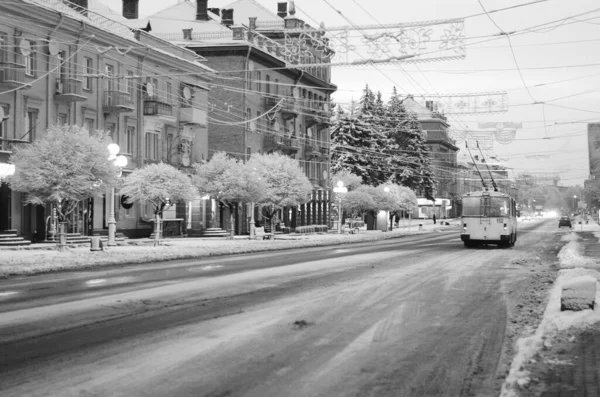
[153,212,161,247]
[230,203,235,238]
[58,221,68,252]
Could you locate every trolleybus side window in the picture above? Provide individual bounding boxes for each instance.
[490,197,509,217]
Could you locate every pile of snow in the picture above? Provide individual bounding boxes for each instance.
[500,237,600,397]
[561,275,597,311]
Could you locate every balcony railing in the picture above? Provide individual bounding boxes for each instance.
[0,62,30,90]
[180,107,207,125]
[264,134,299,152]
[144,97,173,117]
[103,91,134,113]
[55,78,86,102]
[319,179,330,189]
[264,95,281,109]
[0,138,30,152]
[281,98,298,120]
[309,177,319,186]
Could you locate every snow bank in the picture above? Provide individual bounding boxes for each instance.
[557,240,593,268]
[560,275,597,311]
[500,238,600,397]
[560,232,579,242]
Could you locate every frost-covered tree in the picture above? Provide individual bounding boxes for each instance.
[331,101,390,186]
[119,163,196,245]
[247,152,313,232]
[8,125,119,248]
[343,189,376,222]
[380,183,418,228]
[192,152,265,235]
[386,87,436,200]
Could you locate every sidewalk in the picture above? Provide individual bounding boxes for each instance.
[501,220,600,397]
[0,219,460,278]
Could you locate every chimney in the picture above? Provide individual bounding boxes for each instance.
[67,0,88,15]
[248,17,257,30]
[183,28,193,40]
[196,0,209,21]
[221,9,234,27]
[122,0,139,19]
[277,2,287,18]
[208,7,220,17]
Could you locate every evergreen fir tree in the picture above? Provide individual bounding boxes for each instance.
[385,87,436,200]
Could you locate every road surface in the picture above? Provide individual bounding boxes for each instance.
[0,220,563,397]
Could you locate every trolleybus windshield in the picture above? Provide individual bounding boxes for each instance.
[463,196,510,217]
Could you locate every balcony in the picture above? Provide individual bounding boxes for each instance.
[180,107,207,126]
[319,146,329,157]
[304,140,321,158]
[319,179,330,189]
[0,138,30,153]
[264,134,299,153]
[309,177,319,186]
[144,97,173,117]
[55,78,86,102]
[103,91,134,113]
[0,62,30,90]
[281,98,298,120]
[263,95,281,110]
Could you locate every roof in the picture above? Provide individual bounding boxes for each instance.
[21,0,217,74]
[146,1,230,34]
[222,0,281,26]
[401,95,434,119]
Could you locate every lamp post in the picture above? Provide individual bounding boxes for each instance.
[107,143,127,247]
[333,180,347,234]
[573,195,577,214]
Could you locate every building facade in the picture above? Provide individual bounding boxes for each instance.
[149,0,337,234]
[0,0,214,240]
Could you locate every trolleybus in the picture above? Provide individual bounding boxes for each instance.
[460,190,518,248]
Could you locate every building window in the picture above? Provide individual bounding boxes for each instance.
[24,109,37,142]
[105,64,114,92]
[246,107,251,130]
[84,118,94,134]
[166,82,172,104]
[24,42,35,77]
[0,105,7,151]
[146,132,159,161]
[274,78,279,96]
[124,126,134,155]
[105,122,115,140]
[265,75,270,94]
[256,71,261,92]
[246,147,251,159]
[127,71,135,99]
[57,113,68,126]
[57,50,68,80]
[256,110,261,134]
[83,57,93,90]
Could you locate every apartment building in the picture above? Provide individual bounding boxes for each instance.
[0,0,214,240]
[148,0,337,234]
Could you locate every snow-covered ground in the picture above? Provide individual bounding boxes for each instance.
[0,220,459,278]
[500,223,600,397]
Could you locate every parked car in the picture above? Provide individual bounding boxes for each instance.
[558,216,572,228]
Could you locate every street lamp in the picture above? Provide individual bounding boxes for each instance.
[573,195,577,214]
[0,163,15,183]
[333,180,347,234]
[107,143,127,247]
[384,186,392,231]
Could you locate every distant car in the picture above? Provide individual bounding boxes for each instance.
[558,216,572,228]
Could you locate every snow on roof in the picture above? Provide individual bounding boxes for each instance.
[146,1,229,35]
[22,0,216,74]
[222,0,282,26]
[401,96,434,119]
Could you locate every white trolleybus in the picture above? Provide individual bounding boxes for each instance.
[460,189,518,248]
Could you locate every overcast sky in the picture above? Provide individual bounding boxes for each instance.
[99,0,600,186]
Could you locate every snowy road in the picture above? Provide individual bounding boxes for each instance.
[0,221,562,397]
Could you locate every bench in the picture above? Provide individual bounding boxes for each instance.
[254,226,274,240]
